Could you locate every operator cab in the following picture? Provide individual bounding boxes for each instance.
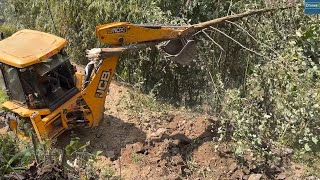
[0,29,78,111]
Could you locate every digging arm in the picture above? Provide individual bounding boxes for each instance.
[81,6,296,126]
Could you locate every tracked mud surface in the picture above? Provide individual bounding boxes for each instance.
[58,82,307,179]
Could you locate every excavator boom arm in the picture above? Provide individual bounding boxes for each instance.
[81,6,296,130]
[0,6,296,141]
[96,22,189,45]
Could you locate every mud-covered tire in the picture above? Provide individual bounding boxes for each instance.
[0,109,34,139]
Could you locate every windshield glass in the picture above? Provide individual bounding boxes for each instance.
[35,53,69,76]
[0,51,76,109]
[19,51,76,109]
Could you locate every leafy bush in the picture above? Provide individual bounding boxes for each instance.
[3,0,287,109]
[0,134,32,176]
[0,24,17,38]
[0,135,108,178]
[219,21,320,167]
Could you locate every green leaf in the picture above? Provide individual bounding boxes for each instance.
[6,148,32,167]
[296,30,302,37]
[304,143,311,152]
[312,137,318,144]
[96,150,103,156]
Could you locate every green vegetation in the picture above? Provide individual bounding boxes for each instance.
[0,134,32,176]
[2,0,297,108]
[131,153,142,164]
[0,24,16,37]
[219,15,320,174]
[1,0,320,177]
[0,90,7,104]
[0,135,109,179]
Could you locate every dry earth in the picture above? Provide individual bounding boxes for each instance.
[57,80,308,180]
[0,65,314,179]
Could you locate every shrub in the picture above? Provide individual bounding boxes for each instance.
[0,24,17,37]
[0,134,32,176]
[219,23,320,165]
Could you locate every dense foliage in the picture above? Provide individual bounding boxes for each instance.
[1,0,297,108]
[2,0,320,175]
[219,16,320,172]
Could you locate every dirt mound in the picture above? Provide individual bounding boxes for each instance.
[57,82,306,179]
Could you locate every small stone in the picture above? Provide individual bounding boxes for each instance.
[0,125,9,135]
[163,138,170,144]
[106,151,115,159]
[276,173,286,180]
[95,131,103,138]
[171,156,184,165]
[231,170,244,179]
[293,164,304,170]
[282,148,294,156]
[166,115,174,122]
[126,142,144,152]
[169,139,180,146]
[248,174,262,180]
[305,176,318,180]
[280,167,286,172]
[150,128,167,138]
[242,167,250,175]
[228,162,238,173]
[143,123,151,128]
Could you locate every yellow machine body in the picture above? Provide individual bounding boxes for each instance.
[0,29,67,68]
[0,23,189,141]
[96,22,189,45]
[0,7,289,141]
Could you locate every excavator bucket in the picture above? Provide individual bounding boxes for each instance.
[161,38,196,65]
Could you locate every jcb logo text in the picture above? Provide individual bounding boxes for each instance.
[95,71,111,98]
[109,27,127,34]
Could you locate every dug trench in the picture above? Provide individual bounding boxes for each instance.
[56,82,306,179]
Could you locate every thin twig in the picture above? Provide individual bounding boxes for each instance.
[207,51,223,113]
[192,29,205,37]
[225,20,280,56]
[31,133,39,164]
[45,0,58,34]
[201,30,225,52]
[243,55,251,94]
[194,6,296,30]
[114,73,127,83]
[61,149,67,168]
[227,0,233,16]
[208,26,271,61]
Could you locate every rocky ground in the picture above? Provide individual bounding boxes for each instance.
[55,80,312,180]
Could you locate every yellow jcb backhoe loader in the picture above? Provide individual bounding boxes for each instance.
[0,7,292,141]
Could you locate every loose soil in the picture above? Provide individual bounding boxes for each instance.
[57,81,307,180]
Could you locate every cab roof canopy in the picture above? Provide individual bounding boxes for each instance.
[0,29,67,68]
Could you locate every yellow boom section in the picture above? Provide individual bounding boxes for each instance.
[81,56,119,127]
[96,22,189,45]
